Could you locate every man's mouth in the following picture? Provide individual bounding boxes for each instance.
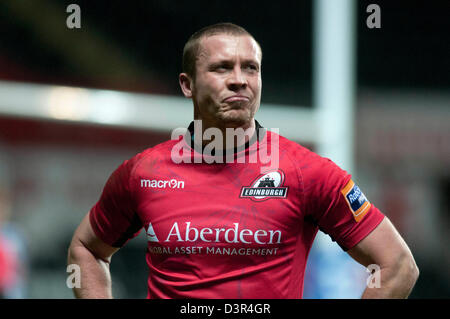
[223,95,250,103]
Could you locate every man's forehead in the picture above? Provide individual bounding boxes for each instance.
[197,34,261,63]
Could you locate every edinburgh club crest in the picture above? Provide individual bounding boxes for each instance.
[240,170,289,201]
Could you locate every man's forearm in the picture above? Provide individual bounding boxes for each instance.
[67,245,113,298]
[362,258,419,298]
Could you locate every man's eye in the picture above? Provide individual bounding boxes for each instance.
[212,65,229,72]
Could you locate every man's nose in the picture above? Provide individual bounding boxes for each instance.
[227,67,247,91]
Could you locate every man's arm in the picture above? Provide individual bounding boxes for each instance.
[347,217,419,298]
[67,212,119,298]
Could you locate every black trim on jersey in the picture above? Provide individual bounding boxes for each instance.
[112,213,143,247]
[185,119,266,156]
[304,215,348,251]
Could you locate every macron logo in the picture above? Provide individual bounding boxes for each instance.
[140,179,185,189]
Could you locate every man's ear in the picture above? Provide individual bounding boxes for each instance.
[179,73,193,98]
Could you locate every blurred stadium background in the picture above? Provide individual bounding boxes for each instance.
[0,0,448,298]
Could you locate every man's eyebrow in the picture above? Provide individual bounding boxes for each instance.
[210,59,233,64]
[209,58,260,66]
[241,59,260,65]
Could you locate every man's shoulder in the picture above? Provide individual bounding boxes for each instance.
[268,130,342,174]
[124,137,182,170]
[266,129,315,158]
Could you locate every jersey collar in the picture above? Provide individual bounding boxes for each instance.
[185,119,266,156]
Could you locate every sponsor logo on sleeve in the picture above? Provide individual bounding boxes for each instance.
[341,179,371,222]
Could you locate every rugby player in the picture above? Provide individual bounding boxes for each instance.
[67,23,419,299]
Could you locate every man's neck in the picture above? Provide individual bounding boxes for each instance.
[192,119,256,151]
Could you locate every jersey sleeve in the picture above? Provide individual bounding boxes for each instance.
[89,156,143,248]
[302,153,385,251]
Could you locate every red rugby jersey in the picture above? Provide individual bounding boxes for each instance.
[89,121,384,299]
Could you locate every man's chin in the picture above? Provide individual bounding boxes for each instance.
[218,110,252,128]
